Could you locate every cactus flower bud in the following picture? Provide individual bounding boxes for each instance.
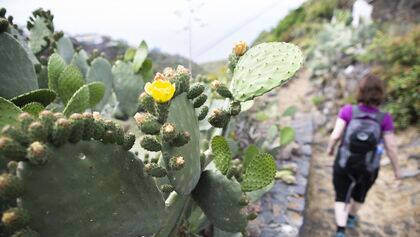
[208,109,230,128]
[161,123,177,143]
[247,212,258,221]
[160,184,175,193]
[193,94,207,108]
[145,80,176,103]
[0,18,9,33]
[169,156,185,170]
[0,136,26,161]
[170,131,190,147]
[1,208,30,231]
[138,92,156,115]
[163,67,175,80]
[187,83,205,100]
[0,173,24,199]
[197,106,209,121]
[153,72,166,81]
[122,132,135,151]
[51,118,72,147]
[27,141,49,165]
[233,40,248,56]
[140,135,162,152]
[134,112,161,135]
[176,65,189,75]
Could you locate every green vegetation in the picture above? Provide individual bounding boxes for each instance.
[0,6,304,236]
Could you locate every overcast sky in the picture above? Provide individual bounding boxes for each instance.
[2,0,305,63]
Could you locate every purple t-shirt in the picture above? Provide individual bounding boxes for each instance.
[338,104,394,133]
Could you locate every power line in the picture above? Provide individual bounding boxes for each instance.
[194,0,283,59]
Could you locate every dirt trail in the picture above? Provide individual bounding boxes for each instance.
[302,123,420,236]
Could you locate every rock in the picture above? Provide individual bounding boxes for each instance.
[313,110,327,130]
[287,211,304,227]
[287,197,305,213]
[400,169,420,179]
[301,145,312,157]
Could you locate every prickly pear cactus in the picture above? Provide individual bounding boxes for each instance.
[229,42,304,101]
[27,8,55,55]
[0,33,38,99]
[86,57,113,110]
[192,170,248,233]
[0,97,22,129]
[0,111,166,236]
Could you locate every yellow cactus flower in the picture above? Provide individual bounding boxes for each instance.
[145,80,176,103]
[233,40,248,56]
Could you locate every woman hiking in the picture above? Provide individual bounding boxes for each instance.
[326,74,400,237]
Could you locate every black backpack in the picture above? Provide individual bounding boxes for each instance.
[337,105,385,176]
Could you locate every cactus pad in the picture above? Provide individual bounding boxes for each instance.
[56,37,74,64]
[28,16,52,54]
[240,153,276,192]
[112,60,145,117]
[86,82,105,108]
[18,141,166,236]
[133,40,148,73]
[0,33,38,99]
[161,93,201,195]
[21,102,44,116]
[71,50,89,77]
[57,64,85,105]
[47,53,66,93]
[210,136,232,175]
[86,58,113,109]
[192,170,248,232]
[230,42,303,101]
[62,84,89,117]
[0,97,22,129]
[10,89,56,108]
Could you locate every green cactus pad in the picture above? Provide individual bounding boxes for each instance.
[0,97,23,129]
[230,42,303,101]
[211,136,232,175]
[155,192,190,237]
[280,126,295,146]
[28,16,52,54]
[112,61,145,117]
[0,33,38,99]
[87,58,113,109]
[132,40,148,73]
[71,50,89,77]
[86,82,105,108]
[18,141,166,236]
[10,89,56,108]
[241,153,276,192]
[192,170,248,232]
[139,58,153,82]
[57,64,85,105]
[62,84,90,117]
[162,93,201,195]
[56,37,74,64]
[124,48,136,62]
[21,102,44,116]
[47,53,66,93]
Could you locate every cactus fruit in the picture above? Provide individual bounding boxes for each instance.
[208,108,230,128]
[193,94,207,108]
[134,112,161,135]
[197,105,209,121]
[230,42,304,101]
[0,33,39,99]
[0,17,9,33]
[0,173,24,199]
[187,83,205,100]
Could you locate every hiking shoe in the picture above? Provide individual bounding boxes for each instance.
[334,232,346,237]
[347,215,359,228]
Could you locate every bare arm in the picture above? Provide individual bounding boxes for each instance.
[383,132,400,179]
[327,118,347,156]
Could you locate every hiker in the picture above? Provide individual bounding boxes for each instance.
[326,74,400,237]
